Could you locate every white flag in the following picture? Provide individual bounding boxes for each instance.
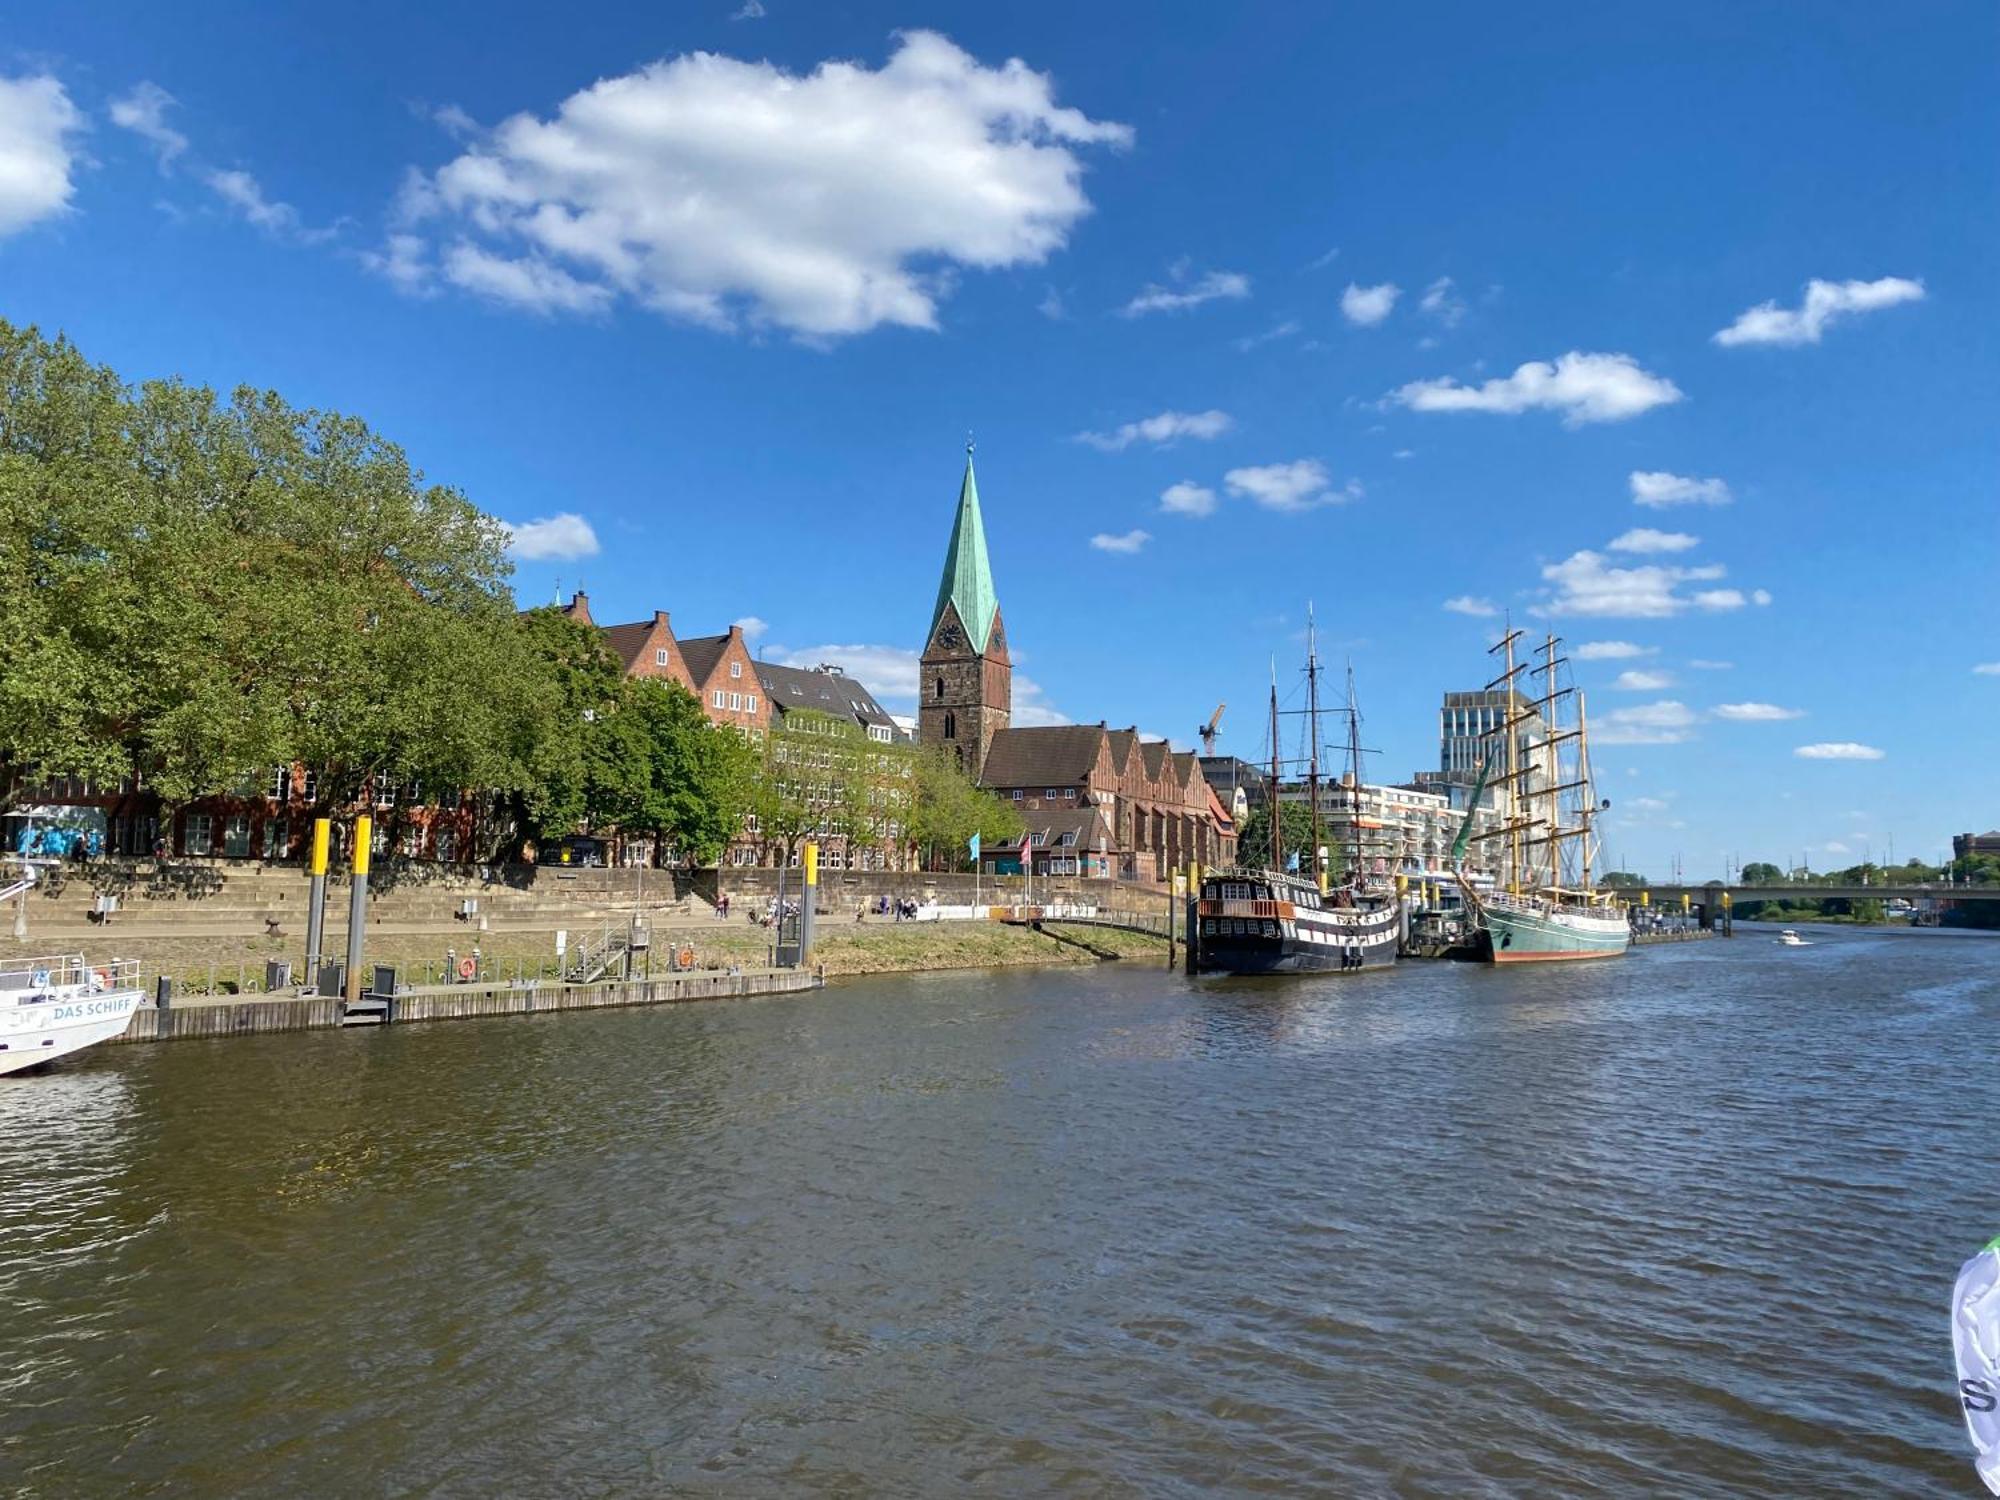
[1953,1238,2000,1496]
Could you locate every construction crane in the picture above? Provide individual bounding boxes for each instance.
[1196,703,1226,755]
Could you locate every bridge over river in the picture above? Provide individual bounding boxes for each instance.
[1645,882,2000,905]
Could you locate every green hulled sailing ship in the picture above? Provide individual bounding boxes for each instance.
[1451,628,1629,964]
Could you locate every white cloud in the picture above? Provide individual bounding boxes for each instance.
[1976,663,2000,676]
[506,512,600,560]
[1075,408,1231,452]
[396,32,1129,337]
[1037,286,1065,320]
[1159,481,1216,518]
[1122,266,1250,317]
[733,615,768,642]
[1823,840,1850,855]
[1223,459,1357,514]
[431,103,480,139]
[1392,448,1413,459]
[1794,742,1885,761]
[1626,795,1670,813]
[108,81,187,170]
[771,643,1067,725]
[1090,528,1150,554]
[1751,588,1773,606]
[1536,550,1740,619]
[1442,595,1498,617]
[444,240,612,314]
[1630,470,1732,508]
[1306,246,1340,270]
[360,232,434,295]
[1340,281,1400,326]
[1688,659,1733,670]
[1233,318,1300,352]
[1712,702,1804,721]
[0,74,84,237]
[1594,700,1699,745]
[1418,276,1466,327]
[1609,527,1698,554]
[1574,640,1655,660]
[731,0,766,16]
[1714,276,1925,347]
[205,168,335,243]
[1393,351,1683,426]
[1614,670,1674,691]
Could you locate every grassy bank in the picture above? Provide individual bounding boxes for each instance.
[0,919,1170,993]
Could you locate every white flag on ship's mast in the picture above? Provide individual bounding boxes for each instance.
[1953,1236,2000,1496]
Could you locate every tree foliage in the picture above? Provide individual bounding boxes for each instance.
[907,746,1021,868]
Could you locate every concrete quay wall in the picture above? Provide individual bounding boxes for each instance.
[111,967,820,1046]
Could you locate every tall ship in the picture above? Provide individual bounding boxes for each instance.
[1193,616,1400,975]
[1451,628,1629,963]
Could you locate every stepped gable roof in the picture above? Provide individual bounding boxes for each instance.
[979,725,1106,788]
[929,448,1001,654]
[1104,726,1138,773]
[755,660,895,728]
[676,633,732,685]
[1140,739,1172,780]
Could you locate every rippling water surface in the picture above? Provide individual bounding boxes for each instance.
[2,928,1996,1496]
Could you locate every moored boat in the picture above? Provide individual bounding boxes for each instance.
[1,953,147,1076]
[1450,628,1630,965]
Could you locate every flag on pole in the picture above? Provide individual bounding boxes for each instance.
[968,832,981,862]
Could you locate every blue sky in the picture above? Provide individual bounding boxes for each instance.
[4,2,1994,876]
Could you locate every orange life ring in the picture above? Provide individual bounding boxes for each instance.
[456,956,476,980]
[92,968,111,991]
[677,946,695,969]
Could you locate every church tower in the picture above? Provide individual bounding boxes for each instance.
[919,445,1011,777]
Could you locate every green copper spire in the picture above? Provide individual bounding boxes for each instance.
[929,444,999,654]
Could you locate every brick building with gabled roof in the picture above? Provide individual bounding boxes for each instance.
[674,625,772,736]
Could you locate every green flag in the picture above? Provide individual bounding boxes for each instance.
[1449,745,1499,865]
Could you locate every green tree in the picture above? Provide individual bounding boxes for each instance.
[624,680,760,867]
[907,745,1021,869]
[1234,801,1318,872]
[1601,870,1649,889]
[504,607,638,857]
[1739,862,1784,885]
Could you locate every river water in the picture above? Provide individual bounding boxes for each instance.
[2,928,1996,1496]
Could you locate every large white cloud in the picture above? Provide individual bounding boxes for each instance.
[506,512,600,560]
[1712,702,1804,721]
[1121,266,1249,317]
[1714,276,1924,347]
[383,32,1129,336]
[1089,528,1150,554]
[770,642,1068,725]
[1608,527,1698,554]
[1075,408,1231,452]
[1158,481,1217,518]
[0,75,84,238]
[1535,549,1749,618]
[1393,351,1683,426]
[1574,640,1655,661]
[1594,700,1699,746]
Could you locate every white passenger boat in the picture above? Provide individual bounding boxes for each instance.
[1,953,146,1076]
[1776,929,1810,947]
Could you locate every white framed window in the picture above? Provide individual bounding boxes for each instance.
[727,692,741,711]
[745,695,758,714]
[223,813,252,858]
[399,822,423,856]
[730,661,742,678]
[1046,788,1062,799]
[712,690,725,709]
[375,775,399,807]
[262,817,288,860]
[270,765,292,800]
[1011,789,1023,800]
[184,813,212,856]
[1059,831,1077,847]
[373,821,391,855]
[435,826,456,864]
[655,648,669,666]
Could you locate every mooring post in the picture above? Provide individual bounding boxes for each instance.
[343,814,371,1010]
[304,816,329,991]
[800,841,818,966]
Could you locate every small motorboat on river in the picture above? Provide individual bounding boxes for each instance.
[1776,929,1811,947]
[1,953,146,1075]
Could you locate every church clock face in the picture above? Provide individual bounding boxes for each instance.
[938,621,965,650]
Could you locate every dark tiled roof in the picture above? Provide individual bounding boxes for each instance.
[600,620,656,671]
[676,634,730,685]
[980,725,1107,788]
[991,804,1118,851]
[1140,740,1170,779]
[755,660,895,727]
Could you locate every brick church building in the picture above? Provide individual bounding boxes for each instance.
[918,446,1235,883]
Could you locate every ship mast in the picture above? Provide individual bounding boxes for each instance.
[1306,608,1323,893]
[1577,689,1596,893]
[1345,663,1364,888]
[1542,633,1562,890]
[1268,659,1282,872]
[1487,626,1526,896]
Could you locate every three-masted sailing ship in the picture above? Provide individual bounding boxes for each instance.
[1450,628,1629,963]
[1192,615,1400,976]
